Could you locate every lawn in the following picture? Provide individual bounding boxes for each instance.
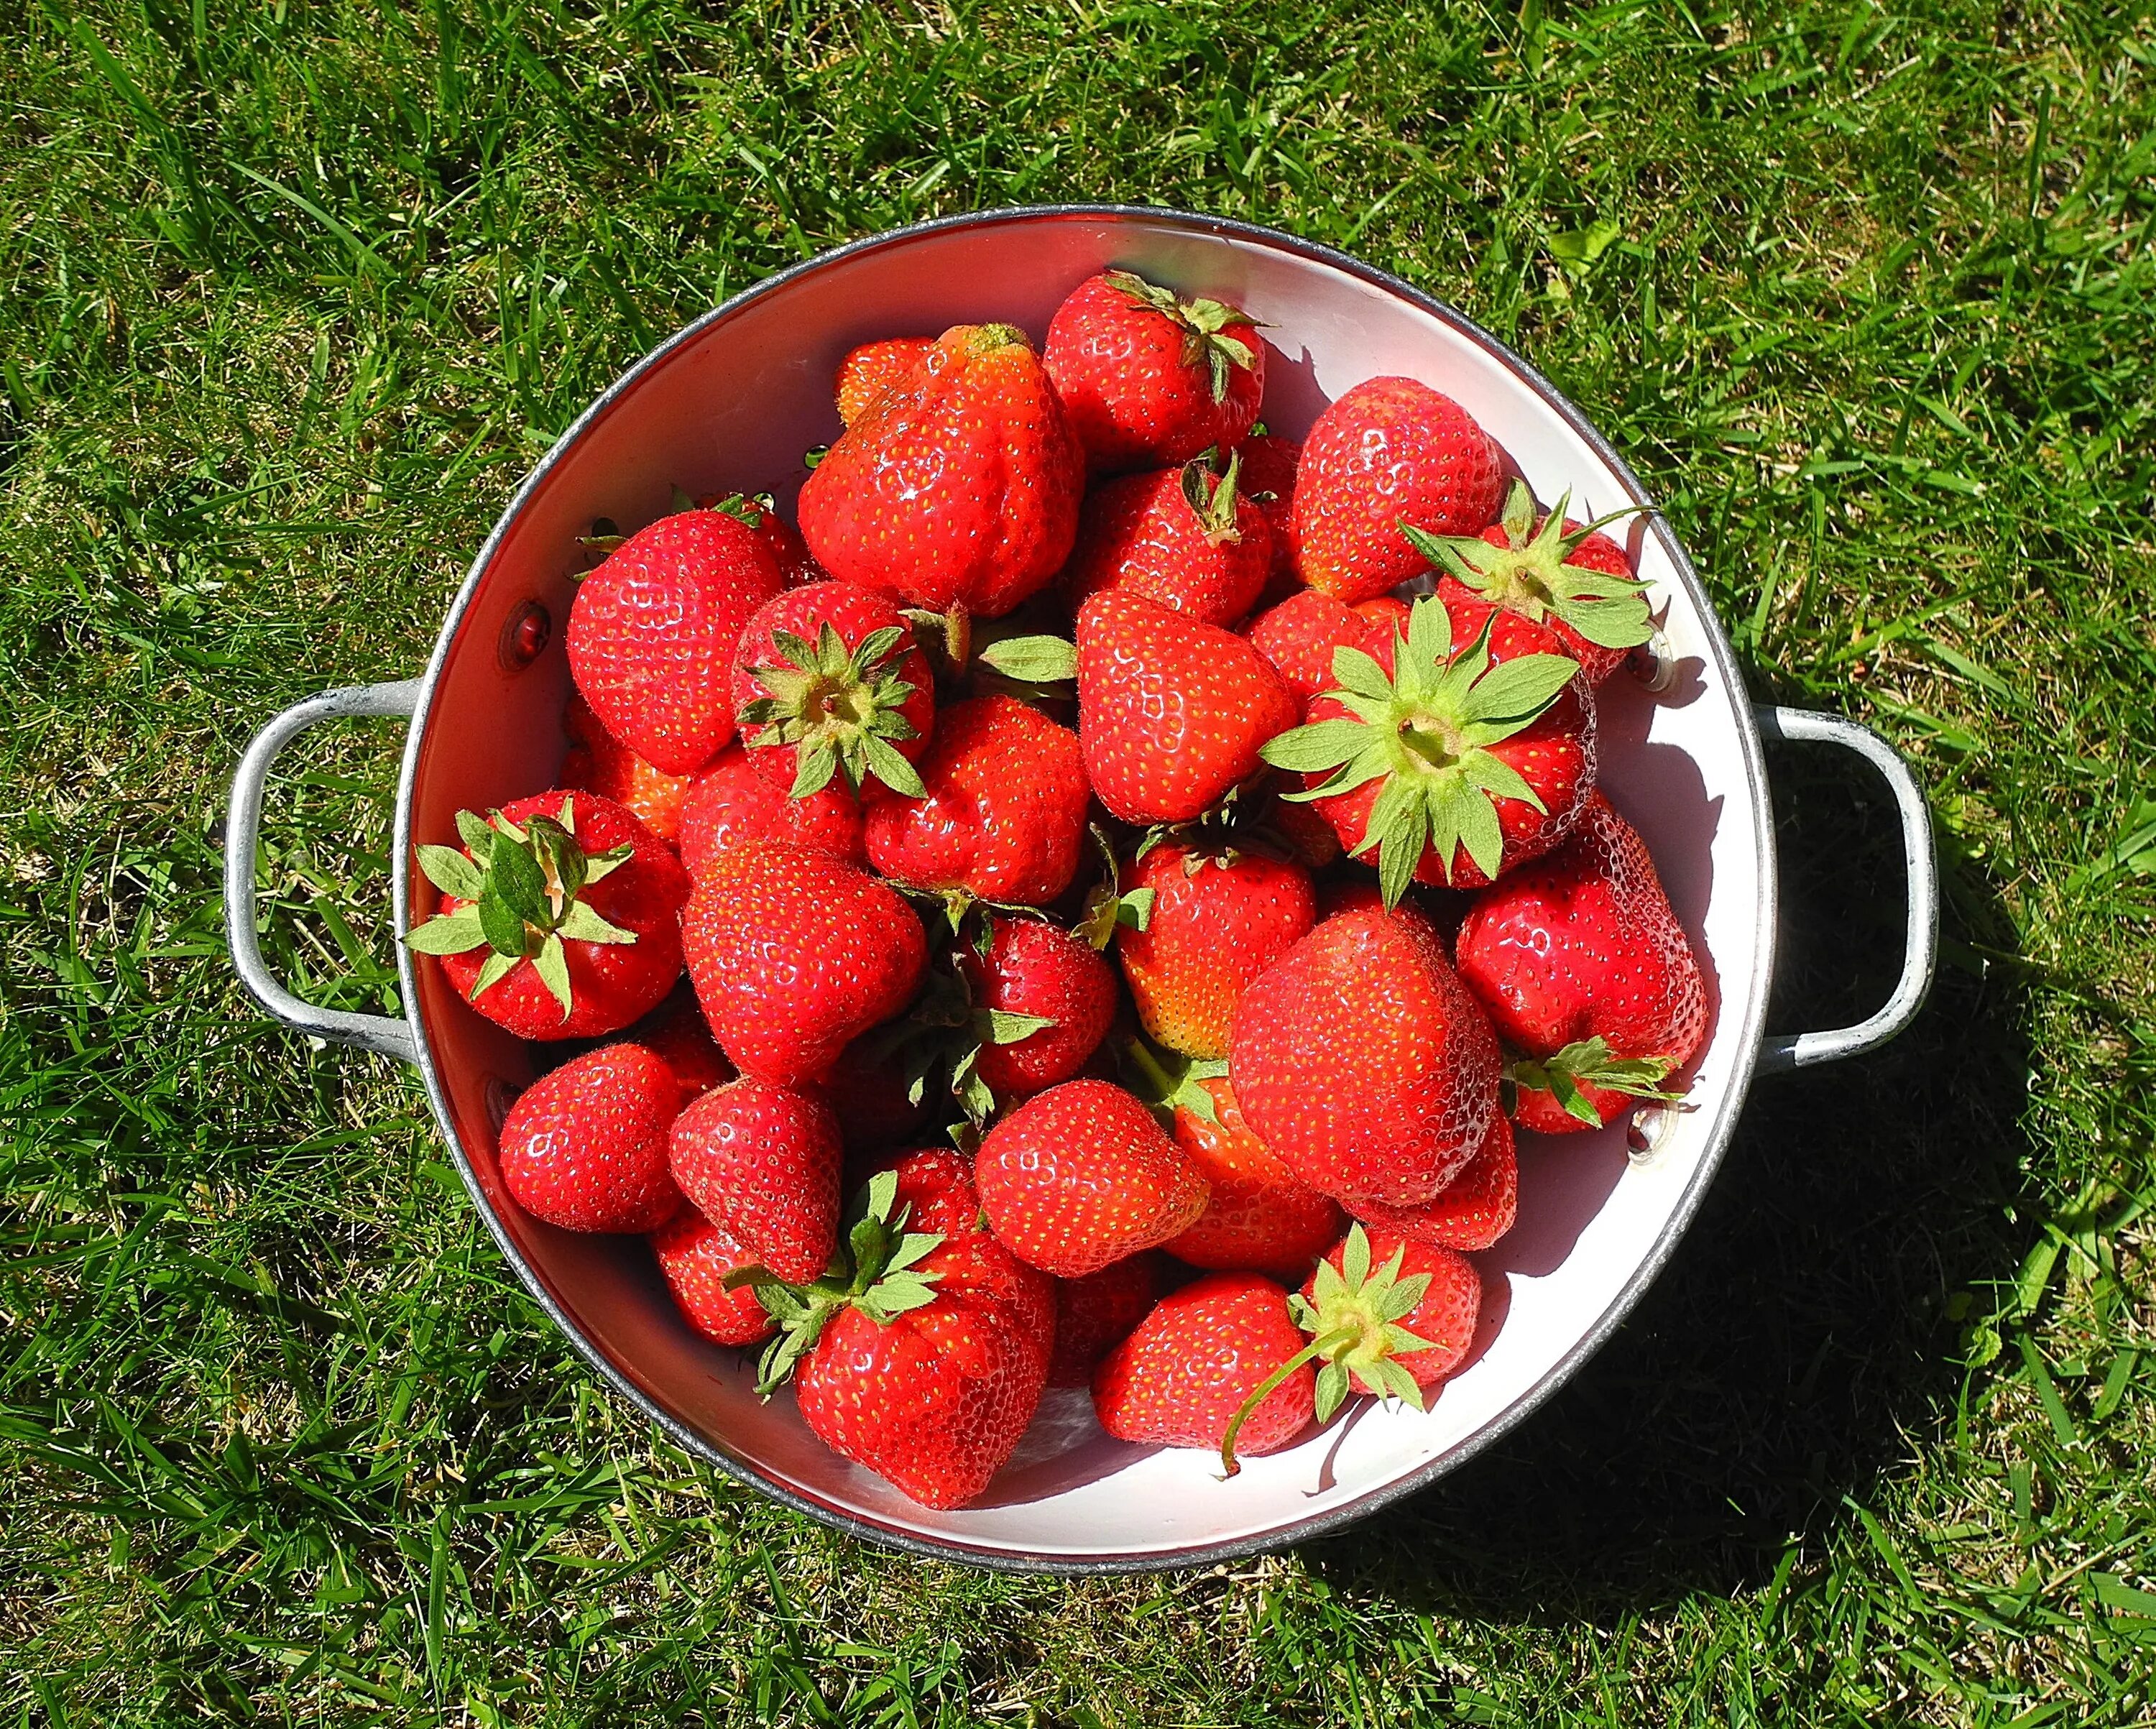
[1,0,2152,1722]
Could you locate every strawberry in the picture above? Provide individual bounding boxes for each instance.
[681,844,927,1087]
[1291,378,1506,604]
[1076,591,1297,825]
[497,1043,686,1232]
[668,1076,842,1283]
[962,917,1117,1102]
[1060,455,1271,627]
[614,988,732,1106]
[677,743,867,878]
[834,336,933,427]
[1235,433,1300,588]
[798,323,1082,618]
[1409,479,1651,686]
[1352,594,1414,638]
[749,1165,1054,1508]
[1454,792,1707,1132]
[975,1079,1210,1277]
[566,509,785,774]
[863,694,1087,906]
[1044,270,1264,472]
[1092,1271,1313,1458]
[1047,1253,1161,1386]
[1165,1076,1342,1278]
[696,491,821,586]
[406,790,688,1040]
[1115,841,1314,1059]
[732,580,935,801]
[1229,901,1499,1208]
[1247,589,1370,706]
[1347,1111,1517,1251]
[870,1144,994,1242]
[650,1208,778,1346]
[1260,591,1595,902]
[561,692,694,842]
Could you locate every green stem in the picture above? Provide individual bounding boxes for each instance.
[1219,1324,1360,1478]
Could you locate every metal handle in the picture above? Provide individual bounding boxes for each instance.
[1754,705,1938,1072]
[224,680,424,1064]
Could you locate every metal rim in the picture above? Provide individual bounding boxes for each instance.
[393,203,1779,1575]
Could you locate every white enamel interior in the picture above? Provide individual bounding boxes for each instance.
[397,211,1769,1567]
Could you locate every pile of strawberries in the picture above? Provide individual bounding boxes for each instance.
[405,266,1708,1511]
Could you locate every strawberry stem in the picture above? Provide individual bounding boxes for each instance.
[1218,1325,1358,1478]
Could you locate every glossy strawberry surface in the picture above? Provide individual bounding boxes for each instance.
[964,918,1117,1100]
[1046,1254,1161,1387]
[1165,1077,1342,1278]
[560,692,694,842]
[677,743,867,879]
[1092,1271,1314,1456]
[1346,1111,1517,1251]
[650,1207,778,1346]
[668,1076,842,1283]
[497,1043,686,1233]
[1235,433,1300,586]
[1246,589,1372,707]
[1060,461,1271,627]
[834,336,934,426]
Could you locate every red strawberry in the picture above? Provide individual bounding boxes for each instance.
[1076,591,1298,824]
[834,336,934,427]
[1291,378,1506,604]
[1166,1076,1342,1278]
[975,1079,1210,1277]
[1092,1271,1313,1458]
[732,580,936,801]
[1047,1254,1161,1386]
[873,1144,995,1243]
[1411,479,1651,686]
[1235,433,1300,588]
[561,692,694,842]
[1060,456,1271,627]
[1348,1111,1517,1251]
[1044,270,1264,472]
[1352,594,1414,638]
[962,918,1116,1101]
[824,1038,931,1154]
[1261,591,1595,902]
[406,790,688,1041]
[566,510,785,773]
[696,491,822,586]
[1247,589,1369,706]
[1116,841,1314,1059]
[669,1076,842,1283]
[1229,902,1499,1208]
[682,844,927,1087]
[863,694,1087,905]
[1302,1226,1481,1393]
[799,323,1082,618]
[497,1044,686,1232]
[650,1209,778,1346]
[614,989,733,1106]
[1454,792,1707,1133]
[677,742,867,878]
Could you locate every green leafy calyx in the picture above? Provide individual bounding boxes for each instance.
[1257,595,1580,903]
[1405,480,1654,652]
[1104,269,1261,405]
[402,796,636,1016]
[1506,1036,1681,1126]
[740,621,926,801]
[1179,450,1246,545]
[1076,824,1156,951]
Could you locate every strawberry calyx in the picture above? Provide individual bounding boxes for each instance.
[699,489,775,525]
[1506,1036,1682,1127]
[1104,269,1262,405]
[740,621,928,801]
[1076,824,1157,950]
[1258,594,1580,904]
[1406,479,1655,653]
[1219,1223,1435,1476]
[1179,449,1247,545]
[727,1168,947,1394]
[403,797,637,1017]
[1117,1036,1229,1130]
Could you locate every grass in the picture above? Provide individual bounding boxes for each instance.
[1,0,2152,1720]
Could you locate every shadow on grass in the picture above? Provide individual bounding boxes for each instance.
[1297,711,2034,1618]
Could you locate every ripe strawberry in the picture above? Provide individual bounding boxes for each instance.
[1411,479,1651,686]
[962,917,1116,1101]
[677,742,867,878]
[1235,433,1300,588]
[696,491,821,586]
[1291,378,1506,604]
[732,580,936,801]
[1229,901,1499,1208]
[1352,594,1414,638]
[497,1044,686,1232]
[1166,1076,1342,1278]
[1076,591,1297,824]
[1092,1271,1313,1458]
[1044,270,1264,471]
[1060,455,1271,627]
[1116,841,1314,1059]
[1047,1254,1161,1386]
[975,1079,1210,1277]
[1261,591,1595,902]
[1302,1226,1480,1393]
[682,844,927,1087]
[668,1076,842,1283]
[799,323,1082,618]
[566,509,785,774]
[1454,792,1707,1133]
[1247,589,1369,706]
[614,988,732,1106]
[1348,1111,1517,1251]
[834,336,934,426]
[560,692,694,842]
[864,694,1087,905]
[407,790,688,1040]
[871,1144,995,1243]
[650,1208,777,1346]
